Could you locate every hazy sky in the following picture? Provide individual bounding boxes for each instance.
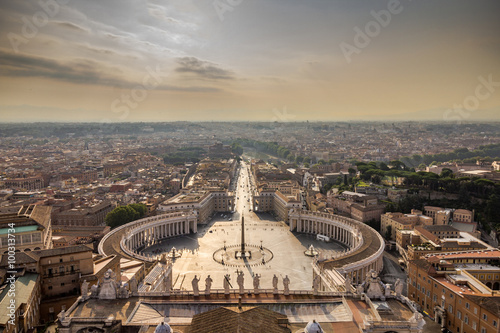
[1,0,499,122]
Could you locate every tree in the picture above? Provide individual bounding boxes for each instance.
[390,160,406,170]
[439,168,454,178]
[385,225,393,240]
[129,203,147,218]
[105,203,147,229]
[379,162,389,171]
[485,194,500,224]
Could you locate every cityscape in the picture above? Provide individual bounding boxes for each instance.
[1,1,500,333]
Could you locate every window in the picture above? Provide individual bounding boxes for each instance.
[465,316,469,324]
[457,311,462,319]
[448,305,453,314]
[473,322,477,330]
[481,328,486,333]
[494,320,497,327]
[61,283,65,286]
[48,286,53,290]
[483,314,488,321]
[474,308,478,315]
[433,294,437,302]
[466,302,470,309]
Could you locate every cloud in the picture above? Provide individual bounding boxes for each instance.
[175,57,235,80]
[51,21,90,33]
[0,50,222,93]
[0,49,128,86]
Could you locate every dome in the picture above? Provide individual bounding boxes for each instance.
[155,321,172,333]
[305,319,323,333]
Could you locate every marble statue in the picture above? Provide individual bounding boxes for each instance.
[90,283,99,298]
[385,283,392,297]
[345,275,352,293]
[205,275,213,295]
[81,280,89,299]
[283,275,290,295]
[253,274,261,294]
[224,274,231,294]
[192,275,200,296]
[365,269,384,299]
[394,278,403,296]
[356,283,364,295]
[129,277,138,293]
[237,271,245,294]
[272,274,279,293]
[118,282,130,299]
[99,269,118,300]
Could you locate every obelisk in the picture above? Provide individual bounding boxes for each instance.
[241,214,245,255]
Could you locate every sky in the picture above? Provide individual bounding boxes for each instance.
[0,0,499,122]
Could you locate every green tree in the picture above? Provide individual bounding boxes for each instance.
[105,204,147,229]
[440,168,454,178]
[385,225,393,240]
[485,194,500,223]
[129,203,147,218]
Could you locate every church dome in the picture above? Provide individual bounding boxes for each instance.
[305,319,323,333]
[155,321,172,333]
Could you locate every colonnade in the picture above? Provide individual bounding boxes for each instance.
[126,219,191,250]
[289,210,384,286]
[98,211,198,259]
[295,218,359,248]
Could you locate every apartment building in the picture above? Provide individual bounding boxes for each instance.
[0,205,53,253]
[408,250,500,333]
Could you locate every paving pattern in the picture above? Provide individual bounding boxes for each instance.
[142,215,347,291]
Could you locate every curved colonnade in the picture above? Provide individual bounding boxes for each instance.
[288,210,384,285]
[99,209,384,284]
[98,211,197,262]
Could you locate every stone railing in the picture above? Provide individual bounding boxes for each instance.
[135,289,346,298]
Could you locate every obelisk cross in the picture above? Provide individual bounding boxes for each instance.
[241,214,245,254]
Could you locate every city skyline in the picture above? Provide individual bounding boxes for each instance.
[1,0,500,122]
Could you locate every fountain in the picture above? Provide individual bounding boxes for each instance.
[304,244,319,257]
[167,246,181,259]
